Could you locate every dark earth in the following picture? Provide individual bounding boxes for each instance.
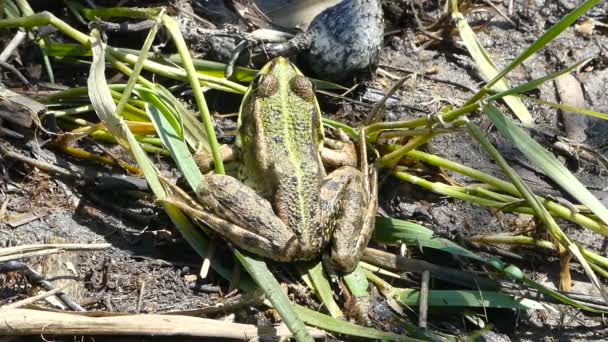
[1,0,608,341]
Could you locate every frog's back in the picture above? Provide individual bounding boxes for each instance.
[237,58,329,256]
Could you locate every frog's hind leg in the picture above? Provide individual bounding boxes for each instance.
[320,166,377,273]
[196,174,300,262]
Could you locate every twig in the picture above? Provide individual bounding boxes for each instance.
[0,30,27,62]
[0,249,63,262]
[418,270,430,328]
[0,308,326,339]
[165,289,266,317]
[136,281,146,313]
[364,75,409,124]
[379,64,480,93]
[1,287,67,309]
[481,0,517,27]
[0,145,83,180]
[362,247,500,290]
[0,243,111,257]
[0,60,31,87]
[94,19,156,33]
[200,239,216,279]
[0,261,85,311]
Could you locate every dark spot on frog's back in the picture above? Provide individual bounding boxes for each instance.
[289,175,298,187]
[322,179,341,192]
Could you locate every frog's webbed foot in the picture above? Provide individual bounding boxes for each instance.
[193,144,236,173]
[321,129,358,168]
[196,173,301,261]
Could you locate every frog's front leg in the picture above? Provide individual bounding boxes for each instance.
[321,129,358,168]
[320,166,377,273]
[195,174,301,261]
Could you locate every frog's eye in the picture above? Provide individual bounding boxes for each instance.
[253,73,264,86]
[290,75,315,102]
[255,74,279,97]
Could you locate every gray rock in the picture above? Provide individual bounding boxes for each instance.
[300,0,384,82]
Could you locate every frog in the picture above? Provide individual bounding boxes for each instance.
[193,57,377,273]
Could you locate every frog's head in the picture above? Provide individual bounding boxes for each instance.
[252,57,315,102]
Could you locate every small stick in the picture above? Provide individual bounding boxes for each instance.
[0,308,326,339]
[0,145,82,180]
[0,243,111,257]
[0,30,27,62]
[0,249,63,262]
[136,281,146,313]
[0,60,31,87]
[1,287,66,309]
[200,239,216,279]
[0,261,85,311]
[418,270,430,328]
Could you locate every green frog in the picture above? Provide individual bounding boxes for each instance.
[194,57,377,273]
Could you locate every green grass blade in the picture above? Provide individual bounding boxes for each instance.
[235,252,313,342]
[373,217,484,262]
[294,304,424,342]
[468,113,608,302]
[521,95,608,121]
[483,105,608,226]
[343,265,370,298]
[487,58,590,102]
[306,262,343,318]
[397,288,545,310]
[144,98,203,191]
[161,15,225,174]
[15,0,55,83]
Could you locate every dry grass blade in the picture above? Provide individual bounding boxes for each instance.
[452,9,533,126]
[0,243,111,257]
[1,287,66,309]
[0,249,63,262]
[0,308,326,339]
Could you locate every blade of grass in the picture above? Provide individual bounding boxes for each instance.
[112,9,163,122]
[467,114,608,303]
[306,262,343,318]
[86,29,249,292]
[520,95,608,121]
[234,252,313,342]
[373,217,485,262]
[0,11,91,46]
[401,149,608,235]
[161,15,224,174]
[293,304,425,342]
[397,288,546,310]
[483,105,608,227]
[45,43,347,91]
[343,265,370,298]
[452,8,533,126]
[144,98,203,191]
[487,58,591,102]
[14,0,54,83]
[459,0,602,107]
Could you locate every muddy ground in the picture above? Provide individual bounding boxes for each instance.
[1,0,608,341]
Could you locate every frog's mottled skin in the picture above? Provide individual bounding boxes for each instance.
[301,0,384,82]
[196,57,377,272]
